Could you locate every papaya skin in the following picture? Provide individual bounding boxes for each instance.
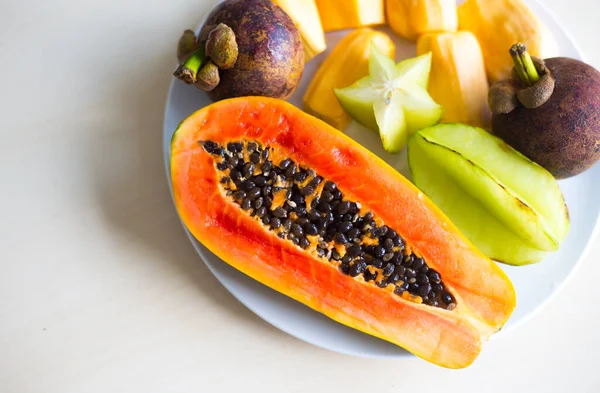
[171,97,516,368]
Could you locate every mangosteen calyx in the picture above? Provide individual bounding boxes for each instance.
[195,60,220,91]
[205,23,239,70]
[177,29,199,64]
[173,24,238,91]
[489,43,556,114]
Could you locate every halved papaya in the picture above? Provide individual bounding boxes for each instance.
[170,97,516,368]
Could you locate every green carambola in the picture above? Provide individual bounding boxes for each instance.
[408,123,569,265]
[335,46,443,154]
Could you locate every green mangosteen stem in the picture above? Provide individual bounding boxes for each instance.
[510,43,540,87]
[173,46,206,84]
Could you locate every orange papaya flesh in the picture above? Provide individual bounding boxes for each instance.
[171,97,516,368]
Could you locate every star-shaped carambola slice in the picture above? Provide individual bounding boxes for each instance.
[335,45,443,153]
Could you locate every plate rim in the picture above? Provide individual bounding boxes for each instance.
[162,0,600,359]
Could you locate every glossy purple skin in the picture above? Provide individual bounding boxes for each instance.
[492,57,600,179]
[203,0,304,101]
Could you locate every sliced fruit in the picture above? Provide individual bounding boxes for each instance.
[304,28,395,130]
[272,0,327,62]
[408,123,569,265]
[387,0,458,41]
[171,97,515,368]
[416,31,490,128]
[335,46,442,153]
[458,0,558,83]
[315,0,385,32]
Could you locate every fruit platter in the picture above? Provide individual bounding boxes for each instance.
[163,0,600,368]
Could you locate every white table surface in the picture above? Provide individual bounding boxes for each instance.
[1,0,599,392]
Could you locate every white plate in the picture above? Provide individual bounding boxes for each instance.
[163,0,600,358]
